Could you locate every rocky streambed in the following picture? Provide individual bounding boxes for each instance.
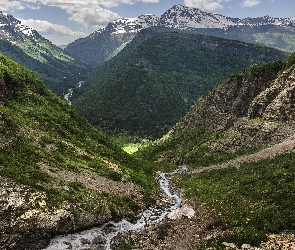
[44,166,193,250]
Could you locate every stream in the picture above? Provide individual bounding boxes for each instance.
[63,81,84,105]
[44,166,187,250]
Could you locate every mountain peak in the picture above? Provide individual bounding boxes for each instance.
[159,4,236,29]
[0,11,40,42]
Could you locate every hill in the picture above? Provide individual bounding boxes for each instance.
[0,11,88,96]
[71,30,289,138]
[135,53,295,248]
[0,53,158,249]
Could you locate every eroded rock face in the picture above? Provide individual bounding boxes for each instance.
[181,77,273,133]
[249,66,295,122]
[181,63,295,134]
[0,175,138,249]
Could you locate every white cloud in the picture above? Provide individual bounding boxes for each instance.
[0,0,159,28]
[65,6,120,28]
[184,0,229,11]
[242,0,261,7]
[0,0,33,11]
[20,19,87,37]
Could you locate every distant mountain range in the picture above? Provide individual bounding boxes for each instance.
[65,4,295,67]
[0,11,88,95]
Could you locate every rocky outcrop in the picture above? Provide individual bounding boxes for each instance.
[181,76,274,133]
[0,176,113,249]
[182,61,295,134]
[177,60,295,152]
[249,65,295,121]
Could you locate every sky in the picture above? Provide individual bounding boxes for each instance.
[1,0,295,46]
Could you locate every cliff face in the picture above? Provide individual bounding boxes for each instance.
[178,59,295,152]
[181,77,273,132]
[249,65,295,122]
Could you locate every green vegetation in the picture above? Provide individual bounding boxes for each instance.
[72,31,288,139]
[180,151,295,246]
[0,53,158,218]
[136,52,295,248]
[65,31,136,67]
[229,60,287,81]
[194,24,295,52]
[0,38,88,96]
[136,127,262,169]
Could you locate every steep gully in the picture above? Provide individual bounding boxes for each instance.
[44,166,188,250]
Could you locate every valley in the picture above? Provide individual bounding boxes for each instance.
[1,4,295,250]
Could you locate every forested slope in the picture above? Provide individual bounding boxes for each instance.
[72,31,289,138]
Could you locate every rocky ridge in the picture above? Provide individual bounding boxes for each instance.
[84,5,295,38]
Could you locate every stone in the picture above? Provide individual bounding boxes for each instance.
[241,243,253,249]
[92,235,106,245]
[222,242,237,248]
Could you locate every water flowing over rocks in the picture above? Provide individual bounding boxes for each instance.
[44,168,189,250]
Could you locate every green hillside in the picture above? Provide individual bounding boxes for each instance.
[65,30,136,67]
[0,53,158,249]
[193,24,295,53]
[136,54,295,248]
[72,31,289,138]
[0,38,88,96]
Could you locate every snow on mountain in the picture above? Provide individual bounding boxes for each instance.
[0,11,39,42]
[94,14,159,36]
[92,4,295,37]
[158,4,236,29]
[237,15,295,27]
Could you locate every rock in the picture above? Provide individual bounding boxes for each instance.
[241,244,253,249]
[92,235,106,245]
[80,238,91,245]
[167,204,195,220]
[222,242,237,248]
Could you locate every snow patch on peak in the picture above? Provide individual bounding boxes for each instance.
[159,4,235,29]
[108,15,159,35]
[0,12,39,41]
[93,5,295,37]
[16,22,36,37]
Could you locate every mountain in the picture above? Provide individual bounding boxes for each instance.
[65,4,295,67]
[0,53,158,249]
[71,30,289,138]
[0,11,88,95]
[135,53,295,248]
[65,14,159,67]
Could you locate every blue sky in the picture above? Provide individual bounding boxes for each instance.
[1,0,294,45]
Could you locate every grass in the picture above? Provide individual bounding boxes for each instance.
[136,126,265,170]
[0,53,161,224]
[178,151,295,247]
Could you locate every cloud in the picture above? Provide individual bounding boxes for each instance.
[184,0,230,11]
[61,5,120,28]
[1,0,160,28]
[20,19,87,37]
[242,0,261,7]
[0,0,39,11]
